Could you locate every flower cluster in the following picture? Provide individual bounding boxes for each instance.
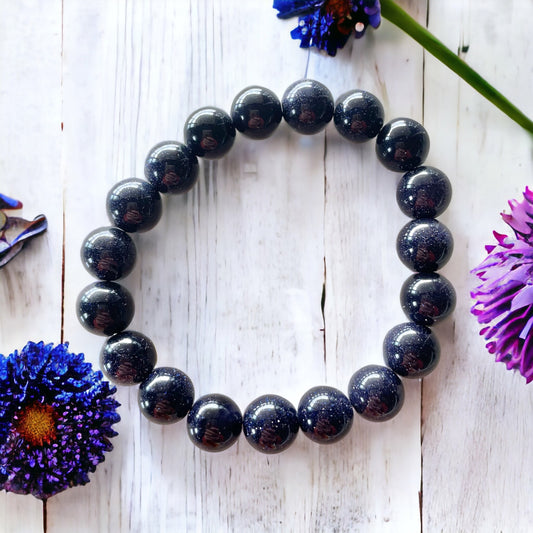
[471,188,533,382]
[0,342,120,499]
[274,0,381,56]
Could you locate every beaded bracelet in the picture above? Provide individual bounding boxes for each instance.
[76,79,455,454]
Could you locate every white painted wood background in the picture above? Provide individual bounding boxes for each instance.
[1,1,532,531]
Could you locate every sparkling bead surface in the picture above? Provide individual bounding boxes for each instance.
[81,226,136,281]
[138,367,194,424]
[231,86,282,139]
[383,322,440,378]
[184,107,236,159]
[297,386,353,444]
[187,394,242,452]
[243,394,299,454]
[144,141,199,194]
[396,218,453,272]
[334,90,384,143]
[375,118,430,172]
[76,281,134,336]
[348,365,405,422]
[282,79,334,135]
[100,330,157,385]
[400,273,456,326]
[106,178,162,233]
[397,166,452,218]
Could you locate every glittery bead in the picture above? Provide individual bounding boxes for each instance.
[243,394,299,454]
[348,365,404,422]
[100,330,157,385]
[231,86,282,139]
[396,166,452,218]
[144,141,199,194]
[187,394,242,452]
[375,118,430,172]
[106,178,162,233]
[184,107,236,159]
[334,90,384,142]
[76,281,134,336]
[138,367,194,424]
[400,273,456,326]
[396,218,454,272]
[297,386,353,444]
[383,322,440,378]
[81,226,136,281]
[281,79,334,135]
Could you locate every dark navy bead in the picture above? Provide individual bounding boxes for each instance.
[297,386,353,444]
[76,281,134,336]
[281,79,334,135]
[396,218,453,272]
[187,394,242,452]
[334,90,384,143]
[243,394,299,454]
[184,107,236,159]
[138,367,194,424]
[81,226,136,281]
[397,166,452,218]
[375,118,430,172]
[231,86,282,139]
[100,330,157,385]
[348,365,404,422]
[106,178,162,233]
[383,322,440,378]
[400,273,456,326]
[144,141,199,194]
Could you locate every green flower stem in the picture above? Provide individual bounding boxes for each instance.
[380,0,533,134]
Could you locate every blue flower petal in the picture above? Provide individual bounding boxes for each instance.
[273,0,320,19]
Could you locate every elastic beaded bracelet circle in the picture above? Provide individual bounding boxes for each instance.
[76,79,456,454]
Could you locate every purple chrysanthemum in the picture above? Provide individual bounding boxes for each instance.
[274,0,381,56]
[471,187,533,382]
[0,342,120,499]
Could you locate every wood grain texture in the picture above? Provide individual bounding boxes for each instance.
[0,1,532,532]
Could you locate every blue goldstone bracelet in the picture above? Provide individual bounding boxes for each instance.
[77,79,456,454]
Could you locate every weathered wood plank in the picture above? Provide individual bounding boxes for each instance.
[0,0,63,531]
[423,1,533,531]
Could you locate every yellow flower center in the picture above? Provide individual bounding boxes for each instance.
[15,403,58,446]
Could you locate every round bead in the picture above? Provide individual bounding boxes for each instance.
[375,118,430,172]
[187,394,242,452]
[243,394,299,454]
[333,90,384,143]
[76,281,134,336]
[231,86,282,139]
[396,218,453,272]
[100,330,157,385]
[80,226,136,281]
[281,79,334,135]
[348,365,404,422]
[184,107,236,159]
[397,166,452,218]
[106,178,162,233]
[144,141,199,194]
[138,367,194,424]
[383,322,440,378]
[400,273,456,326]
[297,386,353,444]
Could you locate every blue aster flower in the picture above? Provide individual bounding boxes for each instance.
[274,0,381,56]
[0,342,120,499]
